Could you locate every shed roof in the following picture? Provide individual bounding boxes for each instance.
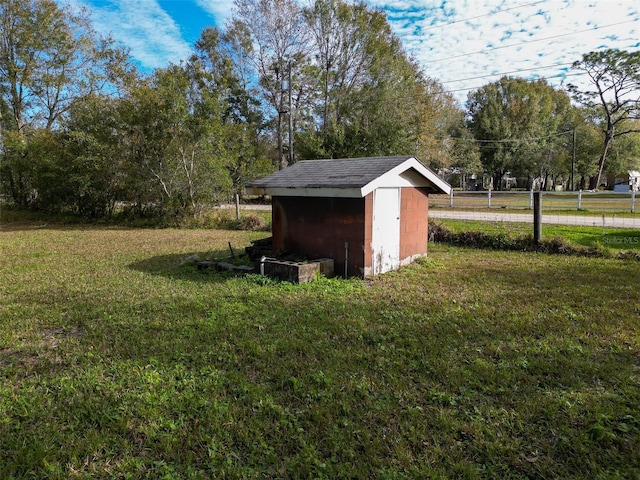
[247,156,451,198]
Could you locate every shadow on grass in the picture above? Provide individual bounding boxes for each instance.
[128,249,256,283]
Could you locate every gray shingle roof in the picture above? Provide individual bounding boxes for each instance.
[247,156,417,189]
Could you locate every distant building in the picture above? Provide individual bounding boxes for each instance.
[606,171,640,192]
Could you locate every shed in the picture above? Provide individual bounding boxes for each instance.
[246,156,451,277]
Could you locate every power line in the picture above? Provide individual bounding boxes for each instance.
[420,0,546,32]
[448,130,574,144]
[441,62,573,84]
[443,71,587,94]
[427,19,638,64]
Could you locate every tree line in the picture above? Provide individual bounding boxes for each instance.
[1,0,639,220]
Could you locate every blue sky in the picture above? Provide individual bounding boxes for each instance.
[63,0,640,104]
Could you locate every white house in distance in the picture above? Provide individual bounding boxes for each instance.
[608,171,640,192]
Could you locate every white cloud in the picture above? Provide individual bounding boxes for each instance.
[66,0,192,70]
[62,0,639,102]
[371,0,640,104]
[194,0,236,28]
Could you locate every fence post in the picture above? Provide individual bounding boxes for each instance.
[235,193,240,220]
[487,190,492,208]
[577,190,582,210]
[632,190,636,213]
[529,190,533,209]
[449,189,454,208]
[533,191,542,245]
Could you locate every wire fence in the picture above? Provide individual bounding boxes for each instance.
[431,190,638,213]
[429,191,640,252]
[430,209,640,229]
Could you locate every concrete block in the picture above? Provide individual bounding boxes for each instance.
[314,258,335,277]
[262,258,334,284]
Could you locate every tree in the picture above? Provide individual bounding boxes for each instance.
[446,123,482,189]
[0,0,129,206]
[411,78,467,170]
[546,106,603,190]
[0,0,127,131]
[467,77,573,190]
[298,0,463,162]
[39,94,124,217]
[569,49,640,189]
[228,0,310,169]
[605,127,640,177]
[302,0,377,138]
[116,65,235,218]
[224,0,463,167]
[191,27,271,195]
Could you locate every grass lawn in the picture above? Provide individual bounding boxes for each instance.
[0,224,638,479]
[435,218,640,253]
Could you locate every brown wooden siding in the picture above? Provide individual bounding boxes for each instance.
[271,187,430,278]
[272,196,366,277]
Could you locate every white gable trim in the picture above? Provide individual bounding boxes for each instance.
[360,157,451,196]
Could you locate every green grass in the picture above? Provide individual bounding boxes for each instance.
[0,225,638,478]
[435,218,640,253]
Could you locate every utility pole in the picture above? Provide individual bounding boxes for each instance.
[323,38,330,138]
[571,129,576,191]
[275,65,286,170]
[288,60,294,166]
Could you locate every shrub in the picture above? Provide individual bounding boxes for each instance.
[235,213,268,231]
[180,209,234,229]
[428,220,635,260]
